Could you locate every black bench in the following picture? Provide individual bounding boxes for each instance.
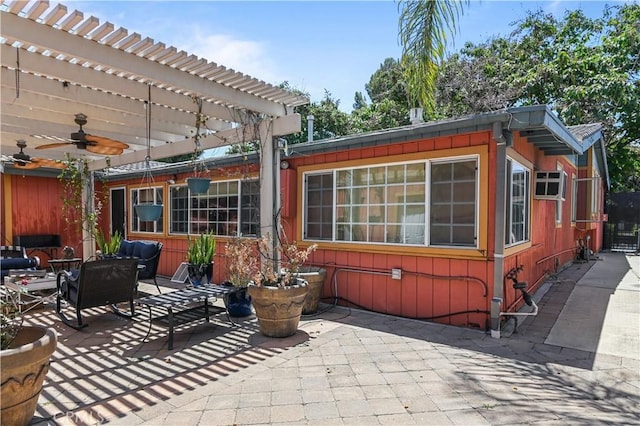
[13,234,61,258]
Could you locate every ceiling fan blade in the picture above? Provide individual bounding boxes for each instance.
[33,158,65,169]
[14,161,40,170]
[85,135,129,149]
[86,144,123,155]
[35,142,71,150]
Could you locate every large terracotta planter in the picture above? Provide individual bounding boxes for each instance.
[247,280,308,337]
[1,326,57,426]
[298,267,327,315]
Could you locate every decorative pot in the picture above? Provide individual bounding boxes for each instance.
[186,178,211,195]
[298,267,327,315]
[187,263,212,286]
[134,203,163,221]
[247,278,308,338]
[1,326,57,426]
[224,286,253,317]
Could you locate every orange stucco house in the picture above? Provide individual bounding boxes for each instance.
[1,105,608,336]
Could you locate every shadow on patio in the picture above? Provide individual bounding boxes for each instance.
[25,287,312,424]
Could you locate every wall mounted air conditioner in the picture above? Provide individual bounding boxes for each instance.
[534,171,567,200]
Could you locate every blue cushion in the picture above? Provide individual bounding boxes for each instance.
[1,257,37,269]
[134,242,157,260]
[119,240,135,257]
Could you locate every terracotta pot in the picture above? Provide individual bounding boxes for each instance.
[298,267,327,315]
[1,326,57,426]
[247,279,308,337]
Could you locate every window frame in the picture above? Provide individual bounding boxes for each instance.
[167,178,259,237]
[130,186,164,234]
[505,157,531,247]
[302,155,479,249]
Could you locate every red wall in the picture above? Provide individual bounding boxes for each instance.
[2,128,603,331]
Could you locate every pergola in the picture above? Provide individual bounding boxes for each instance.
[1,0,308,254]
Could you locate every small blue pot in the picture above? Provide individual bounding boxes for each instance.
[225,287,252,317]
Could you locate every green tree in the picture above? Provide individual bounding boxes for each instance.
[398,0,468,112]
[350,58,411,132]
[353,91,368,111]
[429,5,640,191]
[280,89,354,145]
[434,38,520,118]
[365,58,407,105]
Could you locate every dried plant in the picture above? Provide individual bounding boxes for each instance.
[1,297,22,350]
[225,233,317,288]
[255,233,318,287]
[225,237,259,288]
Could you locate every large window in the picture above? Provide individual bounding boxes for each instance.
[505,158,530,245]
[305,173,334,240]
[169,179,259,236]
[430,160,477,246]
[303,157,478,248]
[131,187,164,233]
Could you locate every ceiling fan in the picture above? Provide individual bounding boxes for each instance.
[35,113,130,155]
[3,140,65,170]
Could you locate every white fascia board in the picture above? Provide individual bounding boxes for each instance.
[2,12,292,117]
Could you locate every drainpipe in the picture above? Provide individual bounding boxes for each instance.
[491,121,507,338]
[307,115,314,143]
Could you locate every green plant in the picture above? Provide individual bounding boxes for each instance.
[58,154,111,245]
[187,231,216,265]
[95,229,122,255]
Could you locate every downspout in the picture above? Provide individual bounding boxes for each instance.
[491,121,507,338]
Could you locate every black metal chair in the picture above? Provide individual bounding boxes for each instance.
[56,258,139,329]
[116,240,163,293]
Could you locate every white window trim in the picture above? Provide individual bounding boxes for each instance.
[302,155,479,249]
[505,156,531,247]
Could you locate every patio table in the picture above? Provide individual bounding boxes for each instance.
[3,274,58,313]
[137,283,240,350]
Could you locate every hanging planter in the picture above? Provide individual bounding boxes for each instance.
[133,84,163,222]
[186,97,211,193]
[186,177,211,194]
[135,203,163,221]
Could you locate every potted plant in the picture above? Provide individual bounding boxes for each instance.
[1,297,57,426]
[245,234,317,337]
[223,236,259,317]
[186,231,216,286]
[95,229,122,259]
[186,98,211,195]
[278,234,324,315]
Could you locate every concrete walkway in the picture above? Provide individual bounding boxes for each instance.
[27,253,639,425]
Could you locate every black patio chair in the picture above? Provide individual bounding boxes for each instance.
[56,258,139,329]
